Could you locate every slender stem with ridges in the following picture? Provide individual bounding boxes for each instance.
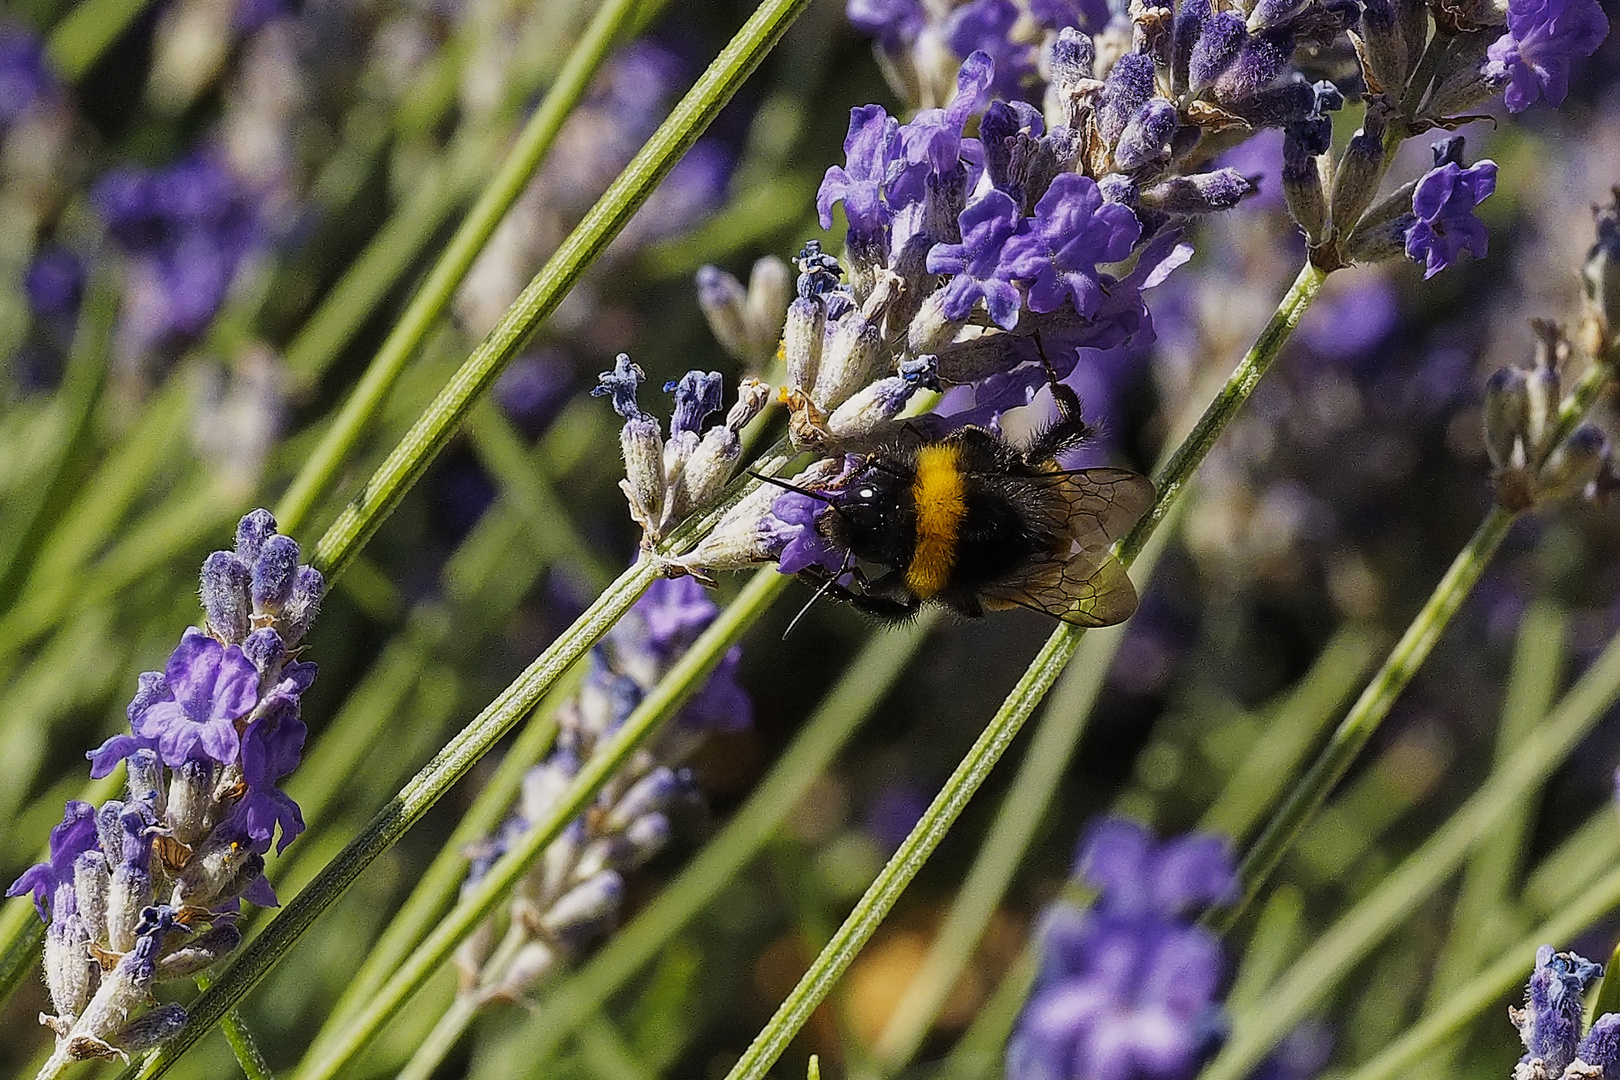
[305,0,813,584]
[1213,355,1615,934]
[285,569,789,1080]
[719,259,1329,1080]
[273,0,642,533]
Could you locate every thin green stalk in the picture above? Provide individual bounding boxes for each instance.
[306,0,812,584]
[507,614,937,1068]
[204,978,274,1080]
[398,995,481,1080]
[298,668,570,1062]
[46,0,154,77]
[869,505,1179,1072]
[286,569,788,1080]
[0,266,115,606]
[719,259,1328,1080]
[1200,622,1620,1080]
[274,0,641,532]
[120,558,659,1080]
[1341,861,1620,1080]
[1216,355,1614,932]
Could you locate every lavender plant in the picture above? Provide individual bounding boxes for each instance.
[1,1,1619,1080]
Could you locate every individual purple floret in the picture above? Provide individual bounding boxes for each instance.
[8,510,324,1067]
[1006,818,1237,1080]
[1404,138,1498,279]
[454,575,752,1004]
[927,189,1027,327]
[1485,0,1609,112]
[1003,173,1143,319]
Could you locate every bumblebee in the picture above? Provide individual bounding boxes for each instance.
[790,376,1154,626]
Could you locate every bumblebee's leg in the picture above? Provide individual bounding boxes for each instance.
[795,565,923,622]
[1025,338,1097,460]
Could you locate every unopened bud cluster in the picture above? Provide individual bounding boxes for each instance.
[454,578,750,1003]
[1484,325,1615,512]
[7,511,323,1074]
[1511,948,1620,1080]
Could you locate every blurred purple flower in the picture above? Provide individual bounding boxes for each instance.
[945,0,1037,99]
[0,26,54,125]
[1295,274,1398,363]
[24,248,84,320]
[1485,0,1609,112]
[847,0,926,50]
[496,349,575,438]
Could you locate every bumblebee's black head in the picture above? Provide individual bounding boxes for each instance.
[822,460,916,570]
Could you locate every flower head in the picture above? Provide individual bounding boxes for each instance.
[1003,173,1142,319]
[1485,0,1609,112]
[6,801,97,918]
[1403,140,1498,279]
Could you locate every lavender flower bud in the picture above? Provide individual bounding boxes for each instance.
[280,566,324,647]
[1354,0,1409,93]
[111,1003,187,1053]
[484,940,557,1002]
[696,265,751,361]
[1282,132,1328,241]
[1514,947,1603,1076]
[107,814,153,954]
[124,751,165,815]
[784,297,827,395]
[1097,52,1156,143]
[95,802,126,865]
[1115,99,1179,172]
[604,767,679,832]
[1576,1014,1620,1075]
[668,371,724,436]
[826,356,942,440]
[176,834,263,908]
[242,627,286,678]
[540,870,624,945]
[1140,169,1255,215]
[43,884,92,1023]
[1188,12,1247,93]
[66,909,168,1061]
[812,313,884,409]
[73,852,109,950]
[593,356,667,541]
[1538,426,1610,502]
[1425,30,1503,117]
[619,813,672,868]
[234,509,277,566]
[155,923,242,980]
[664,457,844,577]
[1583,194,1620,354]
[1484,369,1530,470]
[744,257,792,363]
[199,552,251,643]
[251,535,300,616]
[1329,116,1387,234]
[167,758,215,846]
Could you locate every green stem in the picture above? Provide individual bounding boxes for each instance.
[286,569,788,1080]
[1214,356,1615,933]
[512,613,937,1065]
[1200,621,1620,1080]
[46,0,154,78]
[397,994,481,1080]
[719,259,1328,1080]
[121,559,658,1080]
[205,979,274,1080]
[274,0,641,533]
[1341,861,1620,1080]
[305,0,812,584]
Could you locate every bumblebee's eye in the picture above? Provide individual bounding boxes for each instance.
[857,488,875,501]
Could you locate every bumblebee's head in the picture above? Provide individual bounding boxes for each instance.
[823,461,915,568]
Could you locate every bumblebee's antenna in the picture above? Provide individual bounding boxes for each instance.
[783,552,854,640]
[748,471,834,502]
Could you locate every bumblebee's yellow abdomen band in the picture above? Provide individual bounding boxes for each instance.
[906,444,967,598]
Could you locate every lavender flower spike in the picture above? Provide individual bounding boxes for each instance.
[11,510,324,1072]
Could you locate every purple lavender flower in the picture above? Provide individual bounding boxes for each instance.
[24,248,84,321]
[1485,0,1609,112]
[1403,142,1498,279]
[928,189,1027,327]
[847,0,926,51]
[233,696,308,854]
[6,801,97,918]
[0,25,54,126]
[891,51,994,205]
[1003,173,1143,319]
[818,105,903,252]
[766,489,845,576]
[1514,946,1603,1075]
[496,350,575,438]
[125,628,260,768]
[1007,818,1237,1080]
[945,0,1037,99]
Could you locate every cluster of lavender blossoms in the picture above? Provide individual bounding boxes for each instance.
[1511,947,1620,1080]
[6,510,323,1074]
[1006,818,1238,1080]
[454,577,750,1003]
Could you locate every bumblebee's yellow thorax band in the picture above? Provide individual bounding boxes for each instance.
[906,444,967,598]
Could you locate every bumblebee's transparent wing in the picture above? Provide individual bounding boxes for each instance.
[1051,468,1155,547]
[981,545,1140,627]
